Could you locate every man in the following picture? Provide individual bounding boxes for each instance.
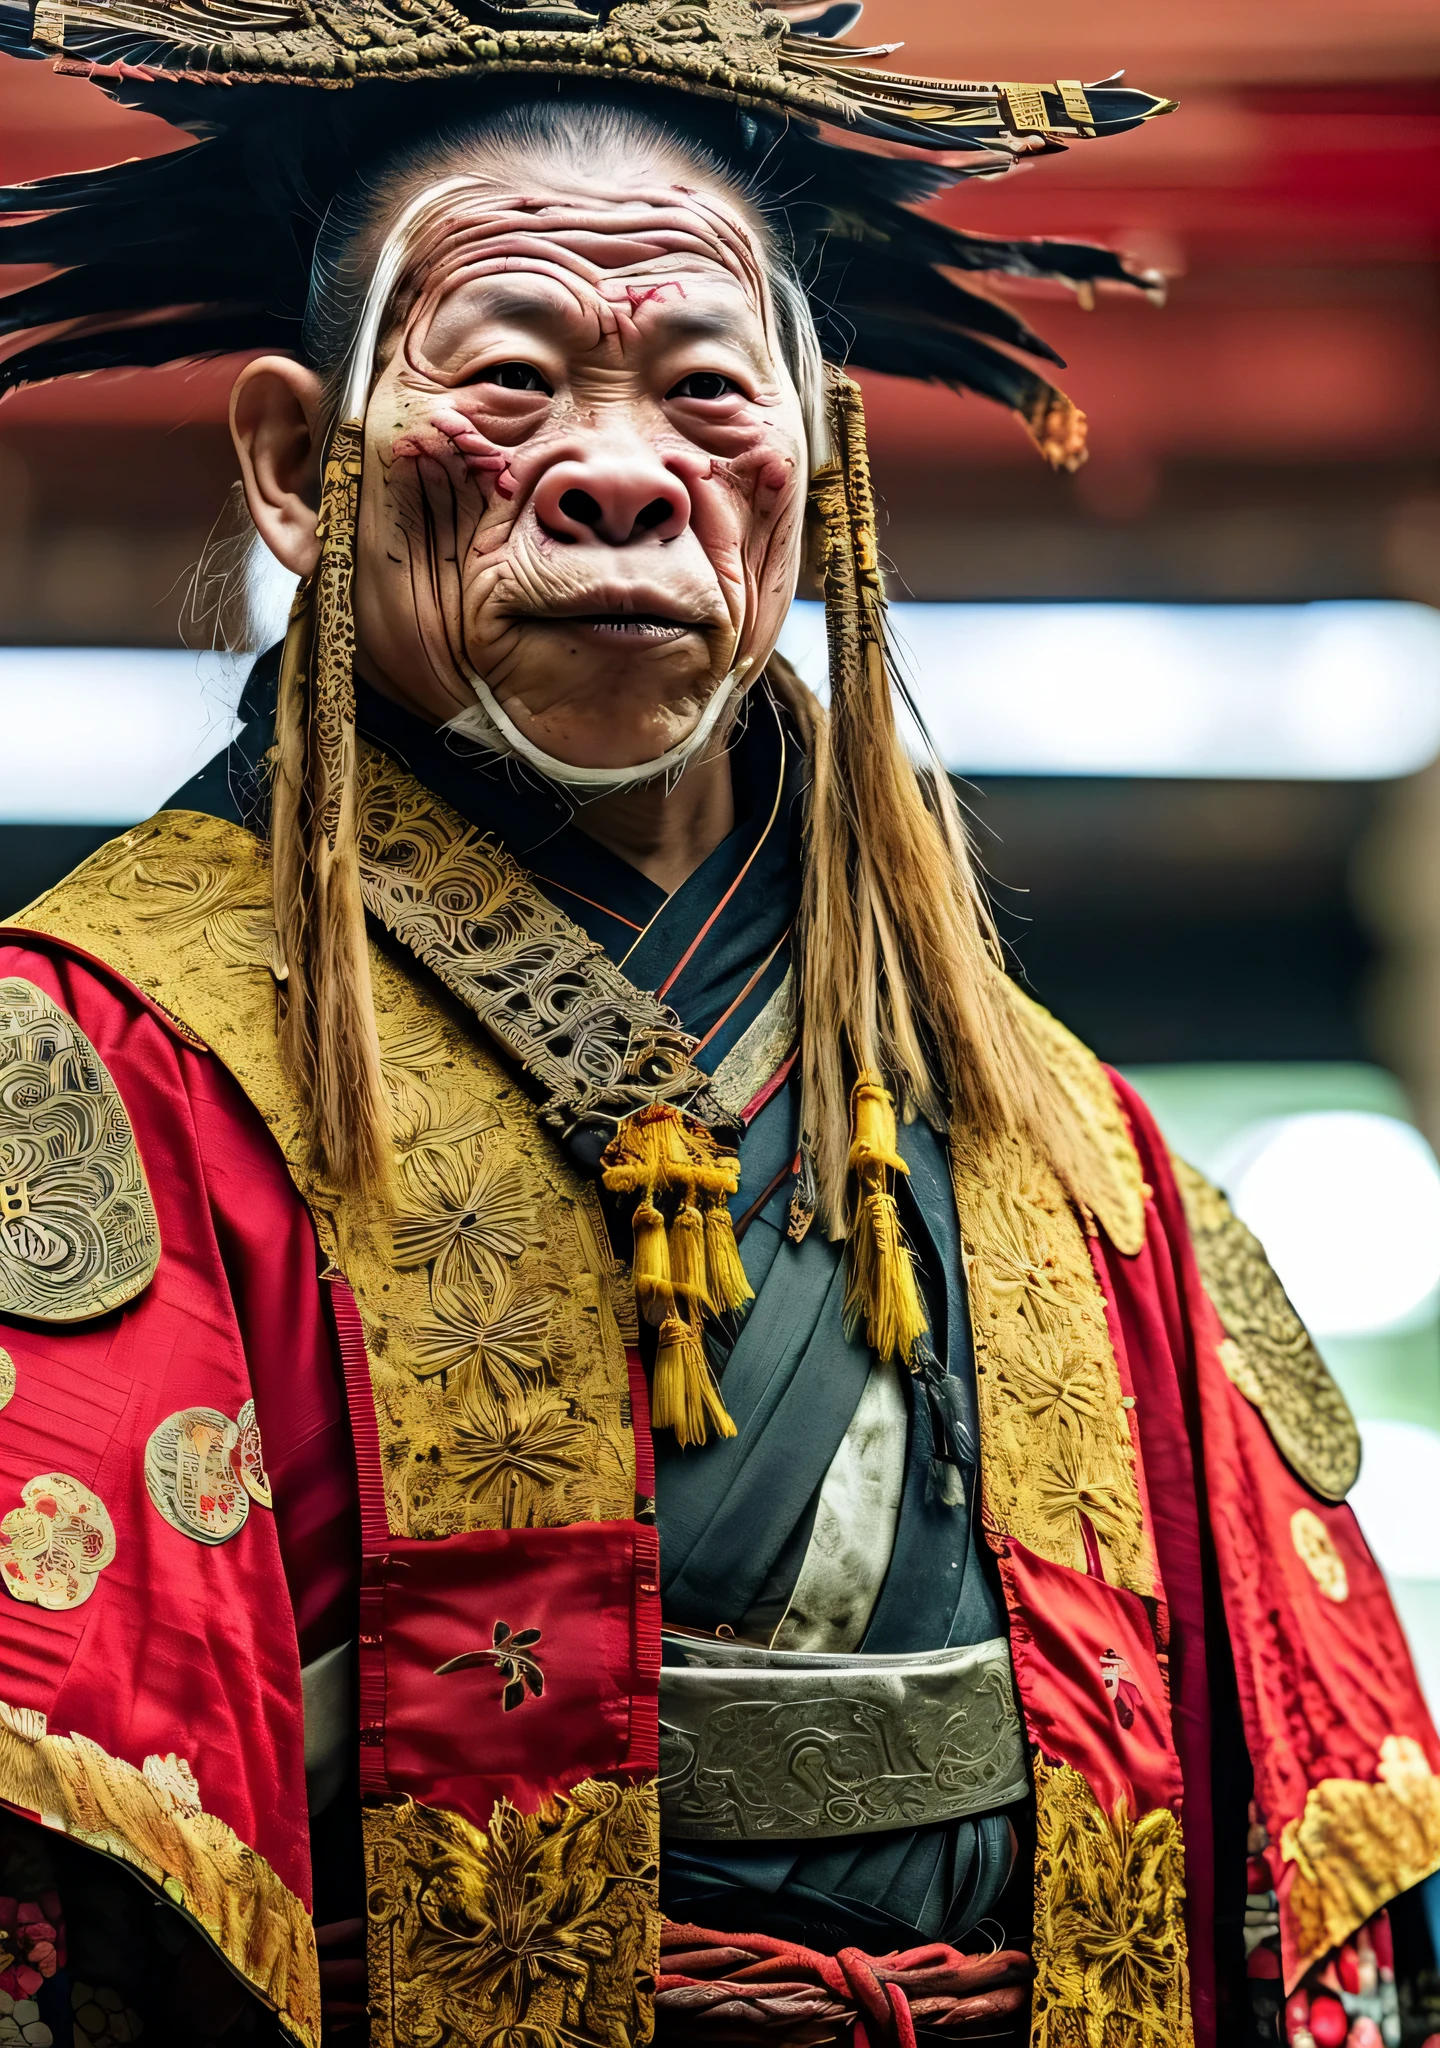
[0,9,1434,2047]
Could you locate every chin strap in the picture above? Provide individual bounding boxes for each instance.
[444,659,751,794]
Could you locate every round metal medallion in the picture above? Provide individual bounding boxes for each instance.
[0,1472,116,1609]
[236,1398,271,1509]
[144,1407,249,1546]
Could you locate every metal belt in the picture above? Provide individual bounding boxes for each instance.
[659,1632,1028,1842]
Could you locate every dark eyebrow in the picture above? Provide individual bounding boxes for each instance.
[646,305,744,341]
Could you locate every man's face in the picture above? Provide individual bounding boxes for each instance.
[353,167,810,770]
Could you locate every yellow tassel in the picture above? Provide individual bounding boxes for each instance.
[630,1198,674,1327]
[601,1105,748,1446]
[703,1198,754,1315]
[669,1196,710,1313]
[652,1312,737,1450]
[843,1071,930,1368]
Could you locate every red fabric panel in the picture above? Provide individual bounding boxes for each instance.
[1093,1073,1219,2047]
[0,936,312,1904]
[196,1077,359,1665]
[1002,1535,1183,1823]
[374,1521,662,1825]
[1127,1075,1440,1988]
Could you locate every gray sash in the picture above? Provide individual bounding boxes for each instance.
[659,1632,1027,1842]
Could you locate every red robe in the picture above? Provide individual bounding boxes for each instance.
[1,928,1436,2046]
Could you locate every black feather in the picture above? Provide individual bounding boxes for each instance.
[0,69,1158,433]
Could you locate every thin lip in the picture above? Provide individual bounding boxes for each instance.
[507,588,718,630]
[532,613,703,634]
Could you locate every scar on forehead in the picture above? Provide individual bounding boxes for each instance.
[625,282,685,310]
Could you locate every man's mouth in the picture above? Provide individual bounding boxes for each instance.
[533,611,701,643]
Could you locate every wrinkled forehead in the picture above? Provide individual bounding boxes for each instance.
[395,174,775,346]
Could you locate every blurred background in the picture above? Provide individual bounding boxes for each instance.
[5,0,1440,1710]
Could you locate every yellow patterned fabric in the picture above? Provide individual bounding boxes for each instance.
[365,1781,659,2048]
[950,1117,1154,1599]
[0,1700,319,2047]
[1005,988,1149,1259]
[17,808,635,1540]
[1282,1737,1440,1980]
[1031,1757,1191,2048]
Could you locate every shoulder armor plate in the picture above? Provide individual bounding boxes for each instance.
[1172,1154,1360,1502]
[0,978,161,1321]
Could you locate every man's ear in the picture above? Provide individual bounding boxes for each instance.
[230,356,328,579]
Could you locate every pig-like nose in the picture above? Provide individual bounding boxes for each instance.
[533,447,691,546]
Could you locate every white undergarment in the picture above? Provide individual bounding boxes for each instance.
[768,1360,909,1655]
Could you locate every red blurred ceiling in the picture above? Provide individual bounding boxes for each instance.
[1,2,1438,468]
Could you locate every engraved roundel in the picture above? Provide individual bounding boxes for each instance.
[145,1408,249,1546]
[0,1345,13,1413]
[1291,1507,1349,1603]
[0,1473,116,1609]
[236,1399,271,1510]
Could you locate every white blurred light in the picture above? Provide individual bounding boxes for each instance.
[777,599,1440,779]
[0,649,240,823]
[6,598,1440,824]
[1214,1111,1440,1338]
[1350,1420,1440,1580]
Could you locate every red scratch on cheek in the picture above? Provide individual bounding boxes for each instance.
[399,408,518,497]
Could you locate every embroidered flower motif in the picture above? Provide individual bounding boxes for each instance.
[436,1620,544,1713]
[1001,1330,1107,1440]
[410,1272,556,1385]
[1032,1757,1188,2046]
[1034,1429,1130,1547]
[393,1147,538,1293]
[452,1382,586,1526]
[0,1475,116,1610]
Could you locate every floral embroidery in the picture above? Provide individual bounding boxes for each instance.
[1031,1755,1191,2048]
[436,1621,545,1713]
[365,1782,658,2048]
[452,1382,586,1523]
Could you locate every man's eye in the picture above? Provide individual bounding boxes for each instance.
[668,371,740,402]
[479,362,552,393]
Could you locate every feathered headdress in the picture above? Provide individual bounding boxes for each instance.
[0,0,1171,449]
[0,0,1175,1443]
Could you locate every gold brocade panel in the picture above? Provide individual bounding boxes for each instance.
[1030,1757,1190,2048]
[364,1781,659,2048]
[16,811,635,1540]
[950,1118,1154,1599]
